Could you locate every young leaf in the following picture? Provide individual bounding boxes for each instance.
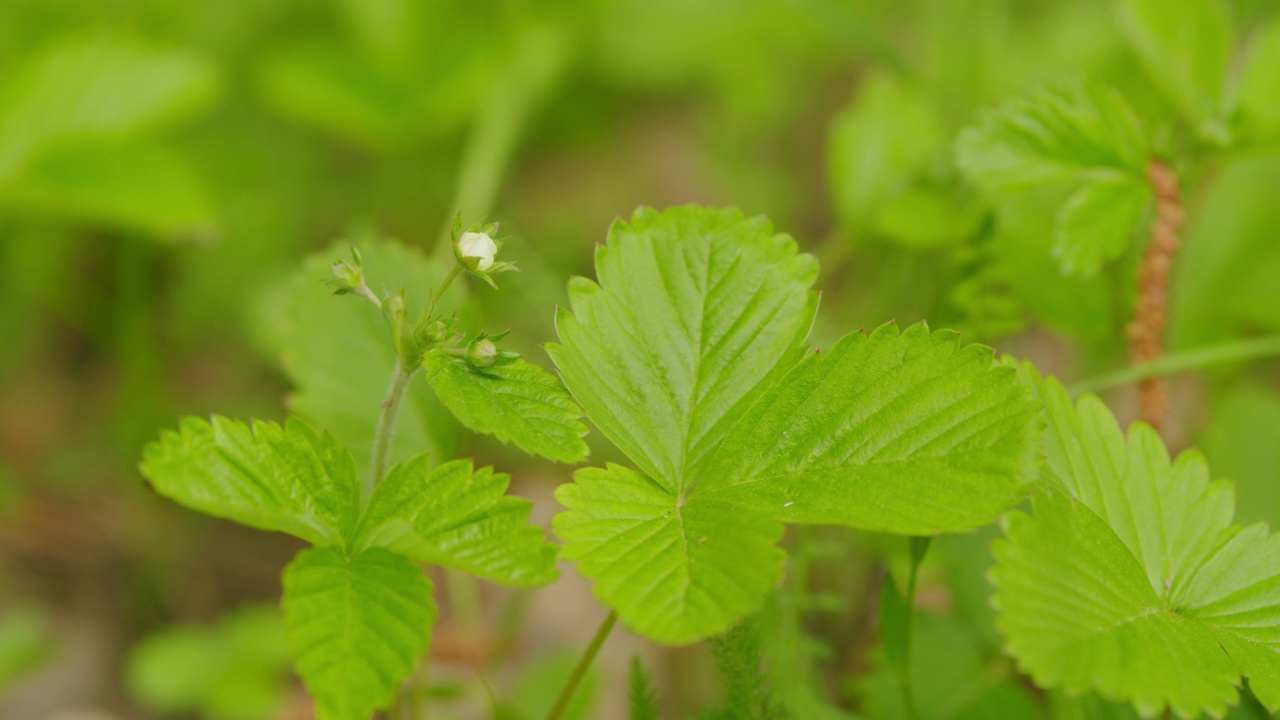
[553,464,784,644]
[422,350,588,463]
[990,372,1280,716]
[139,416,360,547]
[551,206,1038,643]
[956,75,1149,193]
[283,241,462,480]
[282,546,435,720]
[629,656,660,720]
[547,205,820,492]
[704,323,1039,535]
[352,454,558,587]
[1053,175,1151,277]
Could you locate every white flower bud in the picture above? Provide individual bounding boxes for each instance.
[457,231,498,272]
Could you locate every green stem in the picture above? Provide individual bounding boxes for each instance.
[545,611,617,720]
[899,537,931,720]
[369,358,410,498]
[428,265,462,319]
[1068,335,1280,395]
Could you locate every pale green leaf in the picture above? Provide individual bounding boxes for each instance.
[704,322,1039,535]
[553,464,784,644]
[283,240,461,482]
[139,416,360,547]
[1240,20,1280,134]
[422,350,588,463]
[956,75,1149,193]
[1053,175,1151,277]
[991,371,1280,716]
[1201,382,1280,526]
[11,140,214,236]
[827,71,946,227]
[1118,0,1233,122]
[547,205,818,493]
[352,455,558,587]
[282,547,434,720]
[0,37,219,180]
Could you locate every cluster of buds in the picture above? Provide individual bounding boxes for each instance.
[460,330,521,369]
[326,247,382,308]
[451,217,518,288]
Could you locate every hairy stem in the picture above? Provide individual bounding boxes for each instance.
[1069,335,1280,395]
[369,358,411,497]
[1127,160,1184,430]
[545,611,617,720]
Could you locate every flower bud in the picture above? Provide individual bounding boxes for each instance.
[456,231,497,272]
[466,338,498,368]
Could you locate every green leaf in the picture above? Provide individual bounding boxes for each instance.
[0,37,219,180]
[553,464,784,644]
[282,546,435,720]
[1239,20,1280,134]
[991,372,1280,716]
[827,71,946,227]
[422,350,588,463]
[1117,0,1233,123]
[352,454,558,587]
[283,240,461,481]
[11,140,214,236]
[1200,382,1280,526]
[956,75,1149,193]
[139,416,360,547]
[1053,175,1151,277]
[628,656,660,720]
[705,323,1039,535]
[547,205,819,492]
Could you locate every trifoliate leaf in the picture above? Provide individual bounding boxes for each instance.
[956,75,1149,193]
[991,372,1280,716]
[548,205,819,492]
[282,546,434,720]
[1053,175,1151,277]
[553,464,784,644]
[352,454,558,587]
[550,206,1039,644]
[422,350,588,463]
[1117,0,1233,124]
[139,416,360,547]
[283,241,462,482]
[705,323,1039,535]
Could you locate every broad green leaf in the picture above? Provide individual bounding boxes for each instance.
[704,323,1039,535]
[956,75,1149,193]
[352,455,558,587]
[871,186,984,250]
[422,350,588,463]
[827,71,946,228]
[553,464,784,644]
[1053,175,1151,277]
[10,140,214,235]
[283,241,461,482]
[547,205,819,493]
[1201,382,1280,526]
[282,547,435,720]
[1117,0,1233,122]
[1240,20,1280,134]
[139,416,360,547]
[991,372,1280,716]
[0,37,219,180]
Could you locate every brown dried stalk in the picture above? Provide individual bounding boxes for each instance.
[1126,159,1183,431]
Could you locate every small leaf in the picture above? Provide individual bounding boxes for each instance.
[422,350,589,463]
[282,546,435,720]
[547,205,819,494]
[352,455,558,587]
[553,464,784,644]
[956,75,1148,193]
[139,416,360,547]
[991,370,1280,716]
[705,323,1039,535]
[1053,175,1151,277]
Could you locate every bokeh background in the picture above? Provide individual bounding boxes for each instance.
[1,0,1278,718]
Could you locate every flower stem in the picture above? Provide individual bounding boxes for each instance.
[1068,335,1280,396]
[545,611,617,720]
[368,358,410,498]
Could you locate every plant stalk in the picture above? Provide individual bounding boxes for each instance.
[1069,335,1280,395]
[545,611,617,720]
[369,358,411,497]
[898,536,930,720]
[1127,160,1184,431]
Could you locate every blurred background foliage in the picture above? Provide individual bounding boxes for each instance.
[0,0,1278,718]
